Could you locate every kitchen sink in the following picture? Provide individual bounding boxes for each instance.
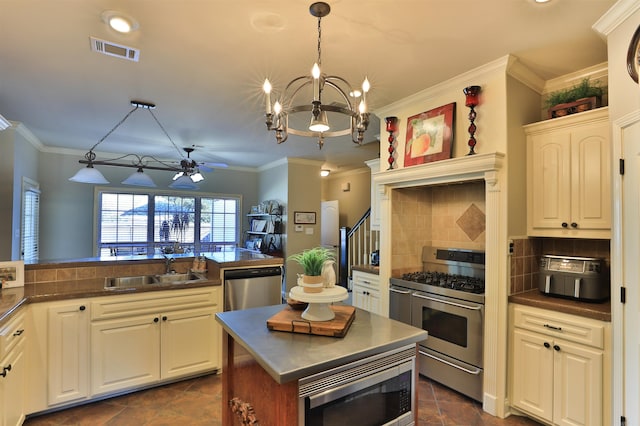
[104,272,207,289]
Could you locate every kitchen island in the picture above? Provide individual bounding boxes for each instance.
[216,304,428,425]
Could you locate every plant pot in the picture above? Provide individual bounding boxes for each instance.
[301,274,324,293]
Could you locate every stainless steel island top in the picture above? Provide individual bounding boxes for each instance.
[215,304,428,384]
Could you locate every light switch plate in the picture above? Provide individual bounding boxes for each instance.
[305,227,314,235]
[295,225,303,232]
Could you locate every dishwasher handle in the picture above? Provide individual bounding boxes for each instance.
[224,267,282,280]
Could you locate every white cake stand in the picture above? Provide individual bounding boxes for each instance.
[289,286,348,321]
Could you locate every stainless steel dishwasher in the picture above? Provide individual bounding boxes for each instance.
[223,266,283,311]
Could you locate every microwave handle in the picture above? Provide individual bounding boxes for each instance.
[306,364,403,409]
[419,350,481,375]
[412,292,482,311]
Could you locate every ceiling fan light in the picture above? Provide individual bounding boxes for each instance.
[69,165,110,184]
[122,169,157,187]
[172,171,184,181]
[190,171,205,183]
[320,169,330,177]
[309,110,330,132]
[169,175,198,190]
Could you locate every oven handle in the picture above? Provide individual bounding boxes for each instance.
[411,292,483,311]
[419,350,482,375]
[390,287,411,295]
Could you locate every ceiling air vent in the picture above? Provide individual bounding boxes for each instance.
[90,36,140,62]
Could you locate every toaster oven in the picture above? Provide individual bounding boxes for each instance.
[538,255,609,302]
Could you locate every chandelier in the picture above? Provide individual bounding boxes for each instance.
[262,2,370,149]
[69,101,207,189]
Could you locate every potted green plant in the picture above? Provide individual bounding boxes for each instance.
[545,78,604,118]
[288,247,336,293]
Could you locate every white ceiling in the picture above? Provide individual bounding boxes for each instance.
[0,0,615,172]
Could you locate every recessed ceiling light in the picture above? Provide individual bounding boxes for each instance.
[534,0,551,3]
[101,10,139,33]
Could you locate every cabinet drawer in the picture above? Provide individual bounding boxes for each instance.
[0,309,25,359]
[512,304,604,349]
[352,271,380,290]
[91,287,220,321]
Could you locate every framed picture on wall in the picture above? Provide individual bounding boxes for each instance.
[0,260,24,288]
[294,211,316,224]
[404,102,456,167]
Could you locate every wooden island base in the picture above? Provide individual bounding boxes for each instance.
[222,331,298,425]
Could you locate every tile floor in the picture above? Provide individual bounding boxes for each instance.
[23,373,543,426]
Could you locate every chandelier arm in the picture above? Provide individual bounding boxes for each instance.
[148,109,185,159]
[89,106,138,151]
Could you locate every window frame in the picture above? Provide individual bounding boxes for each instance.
[93,187,242,257]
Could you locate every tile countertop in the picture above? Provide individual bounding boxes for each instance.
[352,264,380,274]
[1,249,283,326]
[216,304,428,384]
[29,248,283,269]
[509,289,611,322]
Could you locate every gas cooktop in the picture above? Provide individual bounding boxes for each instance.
[399,271,485,294]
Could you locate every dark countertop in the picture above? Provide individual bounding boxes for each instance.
[352,264,380,275]
[215,304,428,384]
[0,279,221,326]
[28,248,283,269]
[509,289,611,322]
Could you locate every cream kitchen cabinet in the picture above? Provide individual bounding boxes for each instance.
[509,304,610,426]
[0,308,26,426]
[26,299,90,414]
[524,107,610,239]
[90,287,220,397]
[47,300,90,406]
[352,269,381,315]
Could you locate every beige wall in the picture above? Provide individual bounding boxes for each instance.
[321,167,372,228]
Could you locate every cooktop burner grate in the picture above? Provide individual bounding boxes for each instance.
[400,271,485,294]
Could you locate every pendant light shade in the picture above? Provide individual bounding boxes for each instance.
[69,165,110,184]
[309,110,330,132]
[121,168,157,187]
[169,175,199,190]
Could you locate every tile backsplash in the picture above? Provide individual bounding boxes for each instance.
[391,181,486,275]
[509,237,610,295]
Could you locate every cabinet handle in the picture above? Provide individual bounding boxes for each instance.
[162,316,168,321]
[153,317,159,323]
[544,342,550,348]
[79,305,86,311]
[553,344,561,351]
[1,364,12,377]
[13,329,24,336]
[570,222,578,228]
[543,324,562,331]
[561,222,568,228]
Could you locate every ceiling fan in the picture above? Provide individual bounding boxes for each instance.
[175,147,228,172]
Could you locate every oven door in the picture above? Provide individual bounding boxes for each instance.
[410,290,483,367]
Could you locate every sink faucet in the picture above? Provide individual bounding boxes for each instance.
[164,255,175,274]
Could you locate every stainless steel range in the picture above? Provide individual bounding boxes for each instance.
[389,246,485,402]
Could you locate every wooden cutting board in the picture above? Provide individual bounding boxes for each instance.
[266,305,356,337]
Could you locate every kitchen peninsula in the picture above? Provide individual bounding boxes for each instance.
[216,304,428,425]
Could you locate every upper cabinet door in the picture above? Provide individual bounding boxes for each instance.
[525,108,611,239]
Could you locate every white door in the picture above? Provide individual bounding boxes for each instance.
[620,119,640,425]
[321,200,339,249]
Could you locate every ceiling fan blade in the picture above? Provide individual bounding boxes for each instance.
[201,162,228,169]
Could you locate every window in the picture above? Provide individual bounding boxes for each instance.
[97,189,240,257]
[21,178,40,263]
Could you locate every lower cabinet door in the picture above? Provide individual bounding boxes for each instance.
[48,301,89,406]
[553,339,603,426]
[91,314,161,396]
[511,329,554,423]
[160,307,219,379]
[1,343,25,426]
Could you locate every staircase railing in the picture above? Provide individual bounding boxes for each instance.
[339,208,380,288]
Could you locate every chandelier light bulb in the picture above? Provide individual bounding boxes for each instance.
[362,78,370,93]
[263,79,272,114]
[273,101,282,115]
[358,100,366,114]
